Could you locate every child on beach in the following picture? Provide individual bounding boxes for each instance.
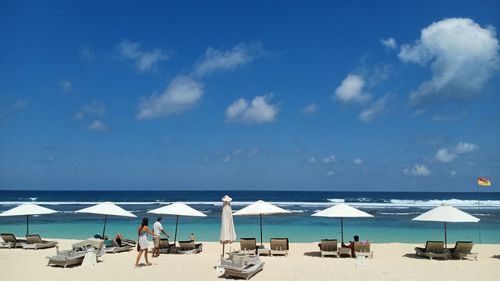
[135,217,158,267]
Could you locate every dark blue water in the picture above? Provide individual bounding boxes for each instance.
[1,190,499,243]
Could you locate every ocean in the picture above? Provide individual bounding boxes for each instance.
[1,190,499,244]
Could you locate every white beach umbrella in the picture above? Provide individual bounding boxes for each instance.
[0,203,57,235]
[220,195,237,255]
[233,200,290,245]
[75,201,136,238]
[148,202,207,243]
[312,203,373,244]
[412,203,479,247]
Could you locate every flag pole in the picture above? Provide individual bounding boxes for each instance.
[477,178,482,244]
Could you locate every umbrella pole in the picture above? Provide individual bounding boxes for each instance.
[174,215,179,244]
[102,215,108,239]
[340,217,344,244]
[26,215,29,236]
[444,222,447,248]
[222,244,225,257]
[260,213,263,246]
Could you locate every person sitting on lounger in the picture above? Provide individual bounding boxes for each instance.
[342,235,359,256]
[113,233,124,247]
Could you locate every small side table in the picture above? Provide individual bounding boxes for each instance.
[257,247,271,256]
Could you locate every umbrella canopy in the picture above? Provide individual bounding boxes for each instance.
[233,200,290,245]
[412,203,479,247]
[219,195,237,255]
[312,203,373,244]
[75,202,136,238]
[0,203,57,235]
[148,202,206,243]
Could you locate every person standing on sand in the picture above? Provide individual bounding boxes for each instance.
[135,217,157,266]
[152,217,169,257]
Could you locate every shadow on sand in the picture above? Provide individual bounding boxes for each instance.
[303,251,322,257]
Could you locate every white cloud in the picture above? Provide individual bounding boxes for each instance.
[80,47,94,63]
[75,100,106,120]
[301,103,318,115]
[225,95,278,124]
[59,80,73,92]
[87,120,107,131]
[404,164,431,176]
[137,76,203,120]
[334,74,371,103]
[398,18,500,106]
[353,158,363,165]
[118,40,169,73]
[323,155,336,164]
[435,142,478,163]
[358,95,388,122]
[435,148,457,163]
[327,171,335,176]
[381,37,397,49]
[194,43,264,77]
[11,99,28,111]
[455,142,478,154]
[223,155,231,163]
[308,157,317,164]
[432,112,468,122]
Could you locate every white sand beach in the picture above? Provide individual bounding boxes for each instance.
[2,239,500,281]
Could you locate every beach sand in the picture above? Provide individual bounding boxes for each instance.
[2,239,500,281]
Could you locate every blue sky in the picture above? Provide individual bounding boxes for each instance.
[0,0,499,191]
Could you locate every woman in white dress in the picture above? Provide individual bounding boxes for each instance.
[135,217,157,266]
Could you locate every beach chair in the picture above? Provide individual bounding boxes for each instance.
[240,238,257,255]
[319,239,339,258]
[449,241,477,260]
[219,251,264,280]
[22,234,58,250]
[103,239,133,254]
[270,238,289,256]
[158,238,176,254]
[354,241,373,258]
[47,239,105,268]
[415,241,449,260]
[177,240,203,254]
[0,233,27,248]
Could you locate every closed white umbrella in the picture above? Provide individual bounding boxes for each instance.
[312,203,373,244]
[233,200,290,246]
[75,202,136,238]
[148,202,206,244]
[0,203,57,235]
[220,195,237,255]
[412,203,479,247]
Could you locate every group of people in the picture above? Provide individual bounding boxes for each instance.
[135,217,170,266]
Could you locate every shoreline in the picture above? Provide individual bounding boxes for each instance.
[2,239,500,281]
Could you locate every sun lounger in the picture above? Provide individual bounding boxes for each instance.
[219,251,264,280]
[104,239,133,253]
[318,239,339,258]
[448,241,478,260]
[22,234,58,250]
[158,238,176,254]
[270,238,289,256]
[354,241,373,258]
[0,233,27,248]
[176,240,203,254]
[47,239,105,267]
[415,241,449,260]
[240,238,257,255]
